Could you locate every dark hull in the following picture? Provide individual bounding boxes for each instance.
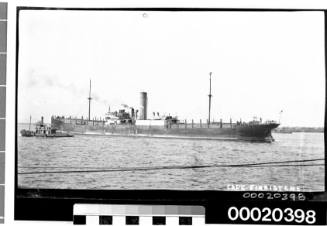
[51,118,279,142]
[34,134,74,138]
[236,123,280,142]
[20,129,73,138]
[20,129,34,137]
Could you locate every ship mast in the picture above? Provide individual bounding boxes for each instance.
[208,72,212,125]
[88,79,92,120]
[29,115,31,130]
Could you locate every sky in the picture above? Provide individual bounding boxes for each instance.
[18,10,325,127]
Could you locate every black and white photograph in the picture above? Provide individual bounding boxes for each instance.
[17,9,325,192]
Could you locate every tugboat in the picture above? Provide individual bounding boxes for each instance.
[20,116,73,138]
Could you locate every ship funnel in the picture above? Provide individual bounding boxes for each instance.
[139,92,148,120]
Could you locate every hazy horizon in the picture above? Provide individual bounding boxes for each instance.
[18,10,325,127]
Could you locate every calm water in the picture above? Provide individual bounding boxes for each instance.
[18,125,325,191]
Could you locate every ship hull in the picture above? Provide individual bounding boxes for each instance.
[20,129,73,138]
[236,123,279,142]
[51,118,279,142]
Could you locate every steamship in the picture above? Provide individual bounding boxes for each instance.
[51,76,279,142]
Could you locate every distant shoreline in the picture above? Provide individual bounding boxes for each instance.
[274,127,324,133]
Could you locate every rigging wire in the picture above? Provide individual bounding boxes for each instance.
[18,158,324,175]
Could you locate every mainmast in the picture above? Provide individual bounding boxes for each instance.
[208,72,212,125]
[29,115,31,130]
[88,79,92,120]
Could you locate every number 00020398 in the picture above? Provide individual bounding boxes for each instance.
[228,207,316,224]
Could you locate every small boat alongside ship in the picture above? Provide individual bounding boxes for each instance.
[20,117,73,138]
[22,75,279,142]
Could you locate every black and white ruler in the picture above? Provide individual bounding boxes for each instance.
[73,204,205,226]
